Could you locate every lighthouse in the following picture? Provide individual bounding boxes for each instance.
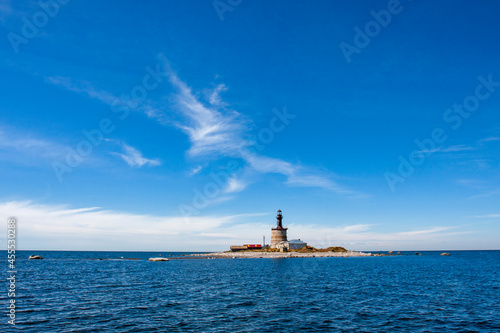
[270,210,288,248]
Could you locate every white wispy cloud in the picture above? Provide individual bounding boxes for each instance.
[397,226,454,236]
[471,214,500,219]
[166,69,352,194]
[47,76,118,105]
[289,223,471,250]
[0,201,474,251]
[0,201,237,251]
[208,83,228,107]
[455,178,487,190]
[0,126,66,162]
[479,136,500,144]
[224,175,248,193]
[111,142,161,168]
[240,151,355,194]
[167,71,249,157]
[441,145,474,152]
[189,165,203,175]
[466,189,500,201]
[0,135,49,150]
[418,136,500,159]
[342,224,375,232]
[45,59,354,195]
[418,144,474,155]
[46,76,168,124]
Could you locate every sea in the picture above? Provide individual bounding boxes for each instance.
[2,250,499,332]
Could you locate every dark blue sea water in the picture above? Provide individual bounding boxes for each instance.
[2,250,499,332]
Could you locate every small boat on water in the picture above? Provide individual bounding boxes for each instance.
[148,257,169,261]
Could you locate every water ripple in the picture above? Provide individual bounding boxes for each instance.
[2,250,499,332]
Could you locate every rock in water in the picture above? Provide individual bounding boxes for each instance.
[148,257,169,261]
[440,253,451,256]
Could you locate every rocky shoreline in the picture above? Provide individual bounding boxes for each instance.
[191,250,373,259]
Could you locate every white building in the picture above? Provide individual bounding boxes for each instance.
[276,239,307,250]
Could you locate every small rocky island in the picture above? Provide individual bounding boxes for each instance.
[193,246,372,259]
[193,210,373,258]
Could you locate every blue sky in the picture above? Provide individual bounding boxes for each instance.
[1,0,500,251]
